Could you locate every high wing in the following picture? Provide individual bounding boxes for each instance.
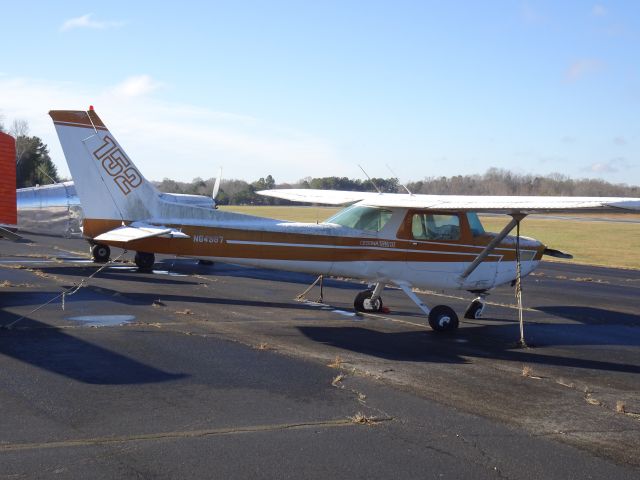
[257,189,640,214]
[257,189,379,205]
[94,222,190,243]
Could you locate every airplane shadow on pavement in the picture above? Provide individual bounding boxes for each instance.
[535,306,640,326]
[297,325,640,374]
[0,313,187,385]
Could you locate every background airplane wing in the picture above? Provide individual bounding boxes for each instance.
[257,189,640,213]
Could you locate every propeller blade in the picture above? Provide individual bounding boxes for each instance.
[212,167,222,200]
[543,248,573,259]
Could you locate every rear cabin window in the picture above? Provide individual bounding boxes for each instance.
[326,205,392,232]
[411,213,460,241]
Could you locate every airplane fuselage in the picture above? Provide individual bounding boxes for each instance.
[83,206,545,292]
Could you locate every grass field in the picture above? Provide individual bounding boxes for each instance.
[220,205,640,269]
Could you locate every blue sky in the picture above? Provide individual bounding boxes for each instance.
[1,1,639,185]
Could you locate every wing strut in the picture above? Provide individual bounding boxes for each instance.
[460,214,527,280]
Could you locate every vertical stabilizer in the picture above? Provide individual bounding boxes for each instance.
[0,132,17,228]
[49,109,159,221]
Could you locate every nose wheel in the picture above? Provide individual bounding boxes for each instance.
[464,298,486,319]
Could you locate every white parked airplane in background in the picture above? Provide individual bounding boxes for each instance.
[48,108,640,332]
[15,181,217,239]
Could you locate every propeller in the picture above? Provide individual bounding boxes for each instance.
[543,248,573,259]
[212,167,222,208]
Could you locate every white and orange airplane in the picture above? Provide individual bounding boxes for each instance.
[49,108,640,332]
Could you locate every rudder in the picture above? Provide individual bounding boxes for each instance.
[49,108,159,222]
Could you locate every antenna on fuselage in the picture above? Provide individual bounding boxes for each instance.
[358,164,382,194]
[386,164,412,195]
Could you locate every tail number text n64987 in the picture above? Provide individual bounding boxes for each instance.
[193,234,224,244]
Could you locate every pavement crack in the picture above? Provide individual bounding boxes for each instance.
[455,433,514,480]
[0,419,363,453]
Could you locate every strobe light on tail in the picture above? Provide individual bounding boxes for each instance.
[50,108,640,333]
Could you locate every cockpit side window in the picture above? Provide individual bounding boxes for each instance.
[411,213,460,240]
[466,212,486,236]
[326,205,393,232]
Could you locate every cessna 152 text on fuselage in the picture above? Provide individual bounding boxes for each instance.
[48,108,640,332]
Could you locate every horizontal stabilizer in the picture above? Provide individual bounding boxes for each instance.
[94,222,190,243]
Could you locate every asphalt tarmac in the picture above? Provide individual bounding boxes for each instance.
[1,233,639,479]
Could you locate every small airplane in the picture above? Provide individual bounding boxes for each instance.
[48,108,640,332]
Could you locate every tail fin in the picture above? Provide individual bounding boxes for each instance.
[0,132,17,228]
[49,108,159,222]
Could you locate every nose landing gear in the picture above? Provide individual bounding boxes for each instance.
[464,294,487,319]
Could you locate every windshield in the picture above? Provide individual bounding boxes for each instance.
[326,205,392,232]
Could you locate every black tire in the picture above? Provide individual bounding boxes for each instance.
[91,244,111,263]
[354,290,383,313]
[428,305,459,332]
[464,300,484,319]
[135,252,155,272]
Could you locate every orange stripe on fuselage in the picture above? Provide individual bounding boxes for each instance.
[83,218,545,263]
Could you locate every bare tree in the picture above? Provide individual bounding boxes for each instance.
[11,119,31,165]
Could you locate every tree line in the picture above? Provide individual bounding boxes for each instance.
[3,117,638,200]
[154,168,639,205]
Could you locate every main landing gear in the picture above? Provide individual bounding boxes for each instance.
[90,243,110,263]
[352,283,488,333]
[427,305,459,332]
[134,251,155,272]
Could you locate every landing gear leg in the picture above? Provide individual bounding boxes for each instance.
[354,282,384,313]
[90,243,111,263]
[464,293,487,319]
[134,251,155,272]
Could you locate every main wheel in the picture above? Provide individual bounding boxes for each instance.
[90,244,110,263]
[428,305,459,332]
[464,300,485,319]
[134,252,155,272]
[354,290,384,313]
